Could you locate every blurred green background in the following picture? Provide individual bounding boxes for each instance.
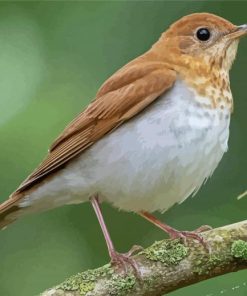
[0,1,246,296]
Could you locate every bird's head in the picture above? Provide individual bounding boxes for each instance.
[154,13,247,73]
[150,13,247,110]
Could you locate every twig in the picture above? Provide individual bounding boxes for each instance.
[237,190,247,200]
[41,220,247,296]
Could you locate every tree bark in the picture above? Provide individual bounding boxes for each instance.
[41,220,247,296]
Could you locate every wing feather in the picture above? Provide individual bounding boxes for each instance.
[15,61,176,193]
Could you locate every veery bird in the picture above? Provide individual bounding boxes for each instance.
[0,13,246,270]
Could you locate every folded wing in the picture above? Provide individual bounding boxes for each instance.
[15,60,176,193]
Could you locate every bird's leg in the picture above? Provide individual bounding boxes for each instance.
[90,195,140,274]
[139,211,211,250]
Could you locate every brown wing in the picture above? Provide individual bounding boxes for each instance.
[15,60,176,193]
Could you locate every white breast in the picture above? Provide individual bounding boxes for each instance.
[20,79,231,214]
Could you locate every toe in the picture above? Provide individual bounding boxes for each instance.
[181,231,211,252]
[110,251,140,276]
[124,245,143,257]
[194,225,213,233]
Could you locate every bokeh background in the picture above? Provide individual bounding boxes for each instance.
[0,1,246,295]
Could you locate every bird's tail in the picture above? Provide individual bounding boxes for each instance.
[0,197,20,230]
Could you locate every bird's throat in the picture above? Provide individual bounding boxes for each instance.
[175,61,233,111]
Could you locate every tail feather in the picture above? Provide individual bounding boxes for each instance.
[0,198,20,229]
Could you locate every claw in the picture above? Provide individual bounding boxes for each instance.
[194,225,213,233]
[110,250,140,276]
[124,245,144,257]
[169,229,211,252]
[139,212,212,252]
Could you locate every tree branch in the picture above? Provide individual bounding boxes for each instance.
[41,220,247,296]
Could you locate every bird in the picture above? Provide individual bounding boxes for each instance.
[0,13,246,270]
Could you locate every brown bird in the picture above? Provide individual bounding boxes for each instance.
[0,13,246,269]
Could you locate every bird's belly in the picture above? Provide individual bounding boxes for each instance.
[21,80,230,213]
[62,81,230,212]
[86,114,229,212]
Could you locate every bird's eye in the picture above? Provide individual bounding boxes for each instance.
[196,28,211,41]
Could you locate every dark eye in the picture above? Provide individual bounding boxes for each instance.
[196,28,211,41]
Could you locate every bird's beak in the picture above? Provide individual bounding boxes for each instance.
[226,24,247,40]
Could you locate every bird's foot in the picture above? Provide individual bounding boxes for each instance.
[194,224,213,233]
[110,248,142,276]
[125,244,144,256]
[138,212,211,252]
[168,228,211,252]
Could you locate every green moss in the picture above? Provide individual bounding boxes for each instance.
[58,273,95,295]
[192,238,247,275]
[107,273,136,295]
[193,254,224,275]
[59,269,136,295]
[141,239,188,265]
[231,240,247,260]
[57,264,136,295]
[57,264,114,295]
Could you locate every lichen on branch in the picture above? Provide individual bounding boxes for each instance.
[41,220,247,296]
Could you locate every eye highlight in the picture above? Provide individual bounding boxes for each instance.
[196,28,211,41]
